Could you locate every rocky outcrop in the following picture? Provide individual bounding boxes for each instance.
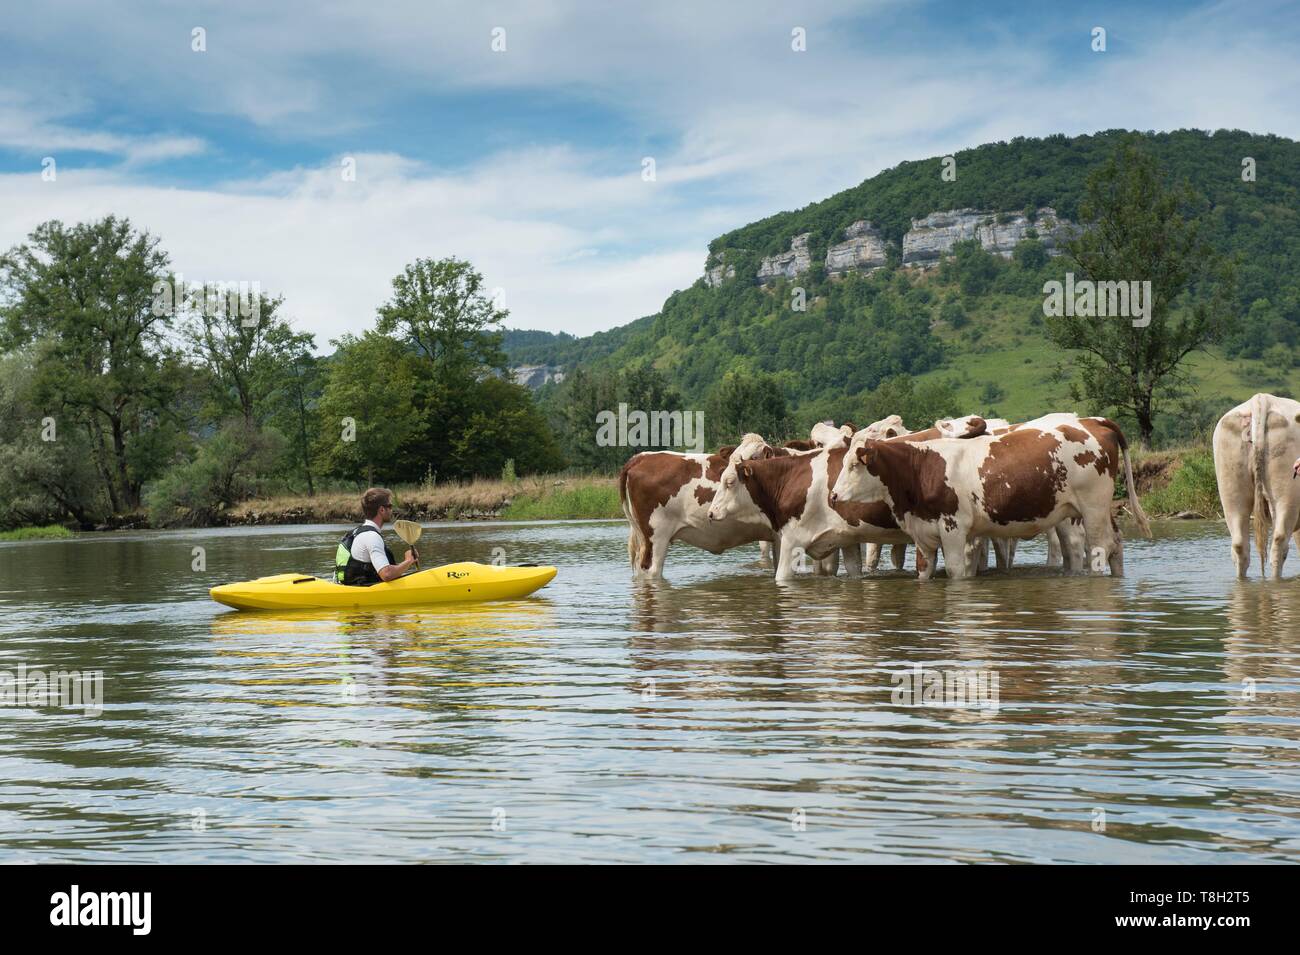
[824,220,888,276]
[702,207,1079,286]
[703,253,737,288]
[902,207,1077,266]
[757,233,813,284]
[512,364,565,389]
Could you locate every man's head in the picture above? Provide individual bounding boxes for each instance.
[362,487,395,522]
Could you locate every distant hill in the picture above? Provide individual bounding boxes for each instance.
[504,129,1300,440]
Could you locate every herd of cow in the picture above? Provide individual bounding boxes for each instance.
[616,392,1300,582]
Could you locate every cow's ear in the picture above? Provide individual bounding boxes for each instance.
[738,463,752,479]
[855,444,872,465]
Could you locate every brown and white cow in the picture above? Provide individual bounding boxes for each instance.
[1213,393,1300,578]
[620,434,773,578]
[706,443,912,582]
[830,414,1150,580]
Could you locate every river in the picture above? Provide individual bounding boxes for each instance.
[1,519,1298,863]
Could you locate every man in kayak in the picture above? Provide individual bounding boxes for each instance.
[335,487,419,585]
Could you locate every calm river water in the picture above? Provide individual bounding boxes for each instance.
[1,519,1298,863]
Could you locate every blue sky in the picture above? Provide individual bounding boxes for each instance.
[1,0,1297,345]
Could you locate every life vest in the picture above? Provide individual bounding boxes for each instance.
[335,524,397,586]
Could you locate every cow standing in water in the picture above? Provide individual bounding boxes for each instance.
[620,434,778,578]
[831,414,1149,580]
[1213,393,1300,578]
[706,443,912,583]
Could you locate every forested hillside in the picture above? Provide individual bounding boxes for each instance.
[506,129,1300,447]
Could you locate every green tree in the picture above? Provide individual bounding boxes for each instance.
[182,289,314,426]
[549,364,686,471]
[1045,139,1236,447]
[0,216,183,512]
[264,337,323,495]
[703,370,791,445]
[375,257,508,378]
[146,421,286,527]
[314,332,423,486]
[855,374,961,432]
[0,350,107,527]
[445,376,564,478]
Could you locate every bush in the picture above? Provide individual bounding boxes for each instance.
[147,422,286,527]
[498,483,621,521]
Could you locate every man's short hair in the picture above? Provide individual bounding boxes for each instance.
[361,487,393,520]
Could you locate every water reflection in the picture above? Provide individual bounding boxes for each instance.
[1,520,1298,862]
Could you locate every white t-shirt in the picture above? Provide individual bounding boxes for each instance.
[349,520,390,572]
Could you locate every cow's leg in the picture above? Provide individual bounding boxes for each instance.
[1223,506,1250,579]
[1268,504,1299,579]
[974,538,989,573]
[1082,511,1119,576]
[864,543,882,572]
[1062,521,1087,574]
[891,543,907,570]
[646,525,673,578]
[813,549,840,577]
[842,544,863,578]
[1109,536,1125,576]
[774,537,798,583]
[1047,528,1063,567]
[993,538,1015,570]
[758,540,774,568]
[940,530,974,580]
[914,542,938,581]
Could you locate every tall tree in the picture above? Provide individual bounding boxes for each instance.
[1045,139,1236,447]
[375,257,508,379]
[704,370,791,446]
[181,289,313,426]
[314,332,423,487]
[0,217,182,511]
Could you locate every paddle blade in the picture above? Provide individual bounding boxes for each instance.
[393,519,423,546]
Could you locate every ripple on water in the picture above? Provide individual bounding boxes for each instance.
[1,519,1298,862]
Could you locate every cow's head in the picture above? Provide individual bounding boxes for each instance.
[854,414,908,442]
[935,415,987,439]
[727,432,768,466]
[810,420,851,448]
[829,438,888,505]
[707,460,761,524]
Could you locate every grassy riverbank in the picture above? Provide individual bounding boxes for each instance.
[225,474,622,526]
[0,524,75,541]
[1131,446,1221,519]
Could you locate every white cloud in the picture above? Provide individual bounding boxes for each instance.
[1,0,1298,344]
[0,94,205,163]
[0,151,704,345]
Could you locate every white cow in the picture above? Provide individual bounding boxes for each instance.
[1213,393,1300,578]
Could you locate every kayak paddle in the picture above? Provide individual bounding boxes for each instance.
[393,519,423,570]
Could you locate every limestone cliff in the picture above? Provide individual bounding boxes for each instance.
[901,207,1077,267]
[703,207,1077,286]
[824,220,888,276]
[756,232,813,284]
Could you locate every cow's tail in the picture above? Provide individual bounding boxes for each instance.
[1250,394,1273,567]
[618,456,648,571]
[1100,419,1151,538]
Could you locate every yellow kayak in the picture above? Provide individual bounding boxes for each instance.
[210,561,557,612]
